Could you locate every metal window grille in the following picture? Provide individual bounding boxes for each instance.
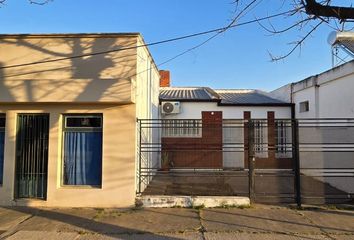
[254,120,265,154]
[275,120,287,153]
[275,120,292,157]
[162,119,202,137]
[15,114,49,200]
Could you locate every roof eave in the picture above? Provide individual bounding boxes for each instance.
[218,102,292,107]
[159,99,220,103]
[0,33,141,39]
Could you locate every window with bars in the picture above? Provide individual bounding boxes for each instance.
[162,120,202,137]
[0,115,5,186]
[275,120,292,157]
[254,120,267,156]
[62,115,103,186]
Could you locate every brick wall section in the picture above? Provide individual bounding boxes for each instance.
[267,111,276,161]
[243,111,293,169]
[161,111,223,168]
[159,70,170,87]
[243,111,251,168]
[255,111,293,169]
[162,110,293,169]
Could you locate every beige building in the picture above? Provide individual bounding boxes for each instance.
[0,33,160,207]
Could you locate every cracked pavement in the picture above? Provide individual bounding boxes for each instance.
[0,205,353,239]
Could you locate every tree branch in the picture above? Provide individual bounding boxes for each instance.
[304,0,354,20]
[270,19,324,61]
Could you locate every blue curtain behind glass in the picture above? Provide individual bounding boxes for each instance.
[0,131,4,185]
[63,132,102,185]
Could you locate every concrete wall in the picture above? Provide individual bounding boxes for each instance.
[318,73,354,118]
[299,125,354,194]
[0,104,137,208]
[293,86,317,119]
[0,34,138,103]
[269,84,292,103]
[0,33,161,207]
[271,61,354,194]
[135,38,160,192]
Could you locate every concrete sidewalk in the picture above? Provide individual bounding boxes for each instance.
[0,205,353,240]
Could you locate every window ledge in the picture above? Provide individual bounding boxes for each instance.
[59,185,102,190]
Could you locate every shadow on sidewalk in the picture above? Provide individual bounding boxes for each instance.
[2,207,183,239]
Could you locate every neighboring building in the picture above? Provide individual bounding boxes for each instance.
[159,75,293,169]
[0,33,160,207]
[271,60,354,118]
[271,60,354,195]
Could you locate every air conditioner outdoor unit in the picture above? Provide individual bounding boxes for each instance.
[161,101,181,114]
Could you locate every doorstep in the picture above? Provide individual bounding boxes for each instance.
[136,195,250,208]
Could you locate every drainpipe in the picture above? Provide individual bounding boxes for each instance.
[290,83,295,119]
[314,78,320,119]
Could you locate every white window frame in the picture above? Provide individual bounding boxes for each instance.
[299,101,309,113]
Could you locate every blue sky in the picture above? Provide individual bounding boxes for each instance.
[0,0,341,91]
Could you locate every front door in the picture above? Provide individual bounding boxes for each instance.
[15,114,49,199]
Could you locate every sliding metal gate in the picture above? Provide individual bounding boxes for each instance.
[15,114,49,199]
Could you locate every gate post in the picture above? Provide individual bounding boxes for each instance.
[292,119,301,207]
[137,119,142,194]
[248,120,256,203]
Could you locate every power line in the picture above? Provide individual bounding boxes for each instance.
[0,9,294,70]
[156,0,260,67]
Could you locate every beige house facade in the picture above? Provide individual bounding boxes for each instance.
[0,33,160,207]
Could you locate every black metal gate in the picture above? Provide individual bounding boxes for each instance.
[15,114,49,199]
[137,118,354,206]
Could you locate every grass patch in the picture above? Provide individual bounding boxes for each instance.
[216,201,252,209]
[93,209,123,220]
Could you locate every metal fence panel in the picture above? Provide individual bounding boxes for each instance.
[137,118,354,205]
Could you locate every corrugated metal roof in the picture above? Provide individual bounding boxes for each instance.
[215,90,286,105]
[160,87,288,105]
[160,87,218,101]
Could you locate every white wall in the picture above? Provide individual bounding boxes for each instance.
[162,102,292,119]
[285,61,354,119]
[135,38,160,192]
[293,86,317,119]
[290,65,354,194]
[269,84,292,103]
[318,73,354,118]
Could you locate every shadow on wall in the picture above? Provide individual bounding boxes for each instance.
[299,123,354,202]
[0,63,15,101]
[0,36,137,102]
